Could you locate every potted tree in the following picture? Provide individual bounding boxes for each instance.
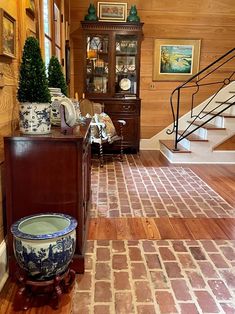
[48,56,68,96]
[47,55,74,126]
[18,36,51,134]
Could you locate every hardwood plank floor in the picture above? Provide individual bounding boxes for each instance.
[168,217,193,239]
[0,278,73,313]
[88,217,235,240]
[214,218,235,239]
[1,150,235,313]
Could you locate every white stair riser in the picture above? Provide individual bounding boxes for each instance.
[199,114,235,128]
[178,137,191,150]
[197,113,223,126]
[186,125,207,138]
[160,142,235,164]
[204,129,228,142]
[223,118,235,129]
[179,129,230,148]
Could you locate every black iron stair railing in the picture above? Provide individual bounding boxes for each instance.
[167,48,235,151]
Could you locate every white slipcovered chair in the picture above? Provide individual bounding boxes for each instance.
[79,98,126,167]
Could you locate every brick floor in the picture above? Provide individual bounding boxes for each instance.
[82,157,235,313]
[91,156,235,218]
[73,240,235,314]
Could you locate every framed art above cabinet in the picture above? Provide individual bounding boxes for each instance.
[81,21,144,152]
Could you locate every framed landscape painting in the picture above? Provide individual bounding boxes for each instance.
[153,39,201,81]
[0,9,16,58]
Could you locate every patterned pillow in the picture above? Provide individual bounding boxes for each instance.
[95,112,117,142]
[86,113,99,138]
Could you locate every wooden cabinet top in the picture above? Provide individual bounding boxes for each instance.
[81,21,144,33]
[4,120,91,142]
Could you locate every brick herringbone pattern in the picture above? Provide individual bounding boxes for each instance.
[73,240,235,314]
[91,156,235,218]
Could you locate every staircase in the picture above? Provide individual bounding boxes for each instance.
[159,48,235,164]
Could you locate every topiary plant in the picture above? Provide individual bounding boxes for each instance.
[48,56,68,96]
[18,36,51,103]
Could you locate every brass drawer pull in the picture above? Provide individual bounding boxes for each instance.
[123,105,131,110]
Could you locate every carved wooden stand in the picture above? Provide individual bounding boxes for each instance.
[14,267,76,311]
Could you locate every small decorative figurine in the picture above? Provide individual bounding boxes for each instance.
[84,3,98,21]
[127,5,140,22]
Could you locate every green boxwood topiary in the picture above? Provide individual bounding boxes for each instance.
[48,56,68,96]
[18,36,51,103]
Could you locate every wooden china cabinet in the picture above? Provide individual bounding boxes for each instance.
[81,21,144,152]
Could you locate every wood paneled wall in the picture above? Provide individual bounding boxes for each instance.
[0,1,19,243]
[70,0,235,138]
[0,0,44,244]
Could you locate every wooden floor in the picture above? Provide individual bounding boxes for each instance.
[88,217,235,240]
[1,150,235,313]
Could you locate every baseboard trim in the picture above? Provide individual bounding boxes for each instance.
[0,239,8,292]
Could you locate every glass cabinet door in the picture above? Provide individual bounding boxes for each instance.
[115,35,138,95]
[85,35,109,94]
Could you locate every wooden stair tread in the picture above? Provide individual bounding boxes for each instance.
[178,131,208,142]
[215,100,234,104]
[202,111,235,118]
[187,120,226,130]
[160,140,191,153]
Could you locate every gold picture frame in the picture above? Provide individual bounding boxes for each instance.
[153,39,201,81]
[0,9,16,58]
[26,0,36,19]
[98,2,127,22]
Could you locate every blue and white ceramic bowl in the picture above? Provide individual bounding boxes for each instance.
[11,213,77,281]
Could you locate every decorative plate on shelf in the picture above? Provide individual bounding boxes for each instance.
[90,37,101,50]
[119,78,131,91]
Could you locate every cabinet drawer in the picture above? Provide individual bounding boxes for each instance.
[105,102,138,114]
[113,116,139,148]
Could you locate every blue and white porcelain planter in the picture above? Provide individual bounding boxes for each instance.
[11,213,77,281]
[19,102,51,134]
